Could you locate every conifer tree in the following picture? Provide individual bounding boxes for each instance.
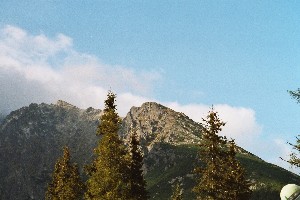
[170,182,183,200]
[286,89,300,168]
[288,88,300,104]
[286,137,300,168]
[85,91,132,200]
[193,109,228,200]
[46,146,84,200]
[223,140,252,199]
[193,109,251,200]
[129,131,148,200]
[96,91,120,136]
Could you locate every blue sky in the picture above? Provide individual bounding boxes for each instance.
[1,1,300,171]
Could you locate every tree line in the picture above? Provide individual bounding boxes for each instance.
[45,91,253,200]
[286,89,300,169]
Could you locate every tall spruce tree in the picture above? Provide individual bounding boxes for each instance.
[223,140,252,199]
[285,89,300,168]
[129,131,148,200]
[46,146,84,200]
[85,91,132,200]
[193,109,251,200]
[170,182,183,200]
[193,109,228,200]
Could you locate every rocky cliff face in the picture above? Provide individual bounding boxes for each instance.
[0,101,299,200]
[120,102,203,173]
[121,102,202,148]
[0,101,101,200]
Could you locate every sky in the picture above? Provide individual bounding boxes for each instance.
[1,1,300,172]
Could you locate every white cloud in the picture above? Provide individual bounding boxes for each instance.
[166,102,262,153]
[0,25,293,172]
[165,101,299,173]
[259,138,300,173]
[0,24,269,156]
[0,25,160,115]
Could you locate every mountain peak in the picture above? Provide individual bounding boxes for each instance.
[121,101,202,150]
[0,101,299,199]
[55,100,77,109]
[140,101,166,108]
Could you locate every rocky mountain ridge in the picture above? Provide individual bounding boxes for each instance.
[0,100,101,200]
[0,100,299,199]
[121,102,201,148]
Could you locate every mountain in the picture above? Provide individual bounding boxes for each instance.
[0,101,299,199]
[121,102,300,199]
[0,113,6,123]
[0,100,101,200]
[120,102,202,153]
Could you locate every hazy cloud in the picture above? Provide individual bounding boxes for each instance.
[0,25,159,114]
[0,25,290,170]
[263,138,298,172]
[166,102,262,152]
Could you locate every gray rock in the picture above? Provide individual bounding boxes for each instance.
[0,100,299,199]
[0,101,101,200]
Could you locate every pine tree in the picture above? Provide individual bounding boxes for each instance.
[129,131,148,200]
[85,91,132,200]
[46,146,84,200]
[288,88,300,104]
[285,89,300,168]
[284,136,300,169]
[223,140,252,199]
[193,109,228,200]
[193,109,251,200]
[96,91,120,136]
[170,182,183,200]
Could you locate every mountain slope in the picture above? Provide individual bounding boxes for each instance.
[0,100,101,200]
[0,113,6,123]
[121,102,300,199]
[0,101,299,199]
[120,102,202,153]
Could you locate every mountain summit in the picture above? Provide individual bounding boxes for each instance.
[121,102,202,147]
[0,101,299,199]
[0,102,101,200]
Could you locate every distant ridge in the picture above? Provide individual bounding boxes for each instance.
[0,100,299,199]
[55,100,78,109]
[0,101,101,200]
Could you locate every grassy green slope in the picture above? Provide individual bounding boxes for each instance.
[145,144,197,199]
[145,144,300,200]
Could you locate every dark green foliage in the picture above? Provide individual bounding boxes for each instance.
[193,109,251,200]
[85,91,132,200]
[129,132,148,199]
[223,140,252,199]
[286,89,300,168]
[144,143,299,199]
[193,110,228,200]
[97,91,121,136]
[170,181,183,200]
[288,88,300,104]
[250,184,280,200]
[284,136,300,169]
[46,146,84,200]
[85,133,131,199]
[145,143,198,200]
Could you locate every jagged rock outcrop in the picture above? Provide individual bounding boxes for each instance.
[0,100,299,200]
[0,101,101,200]
[120,102,202,148]
[120,102,203,173]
